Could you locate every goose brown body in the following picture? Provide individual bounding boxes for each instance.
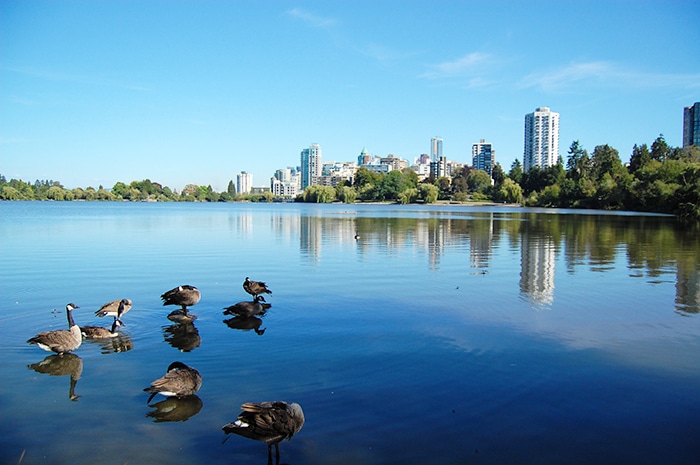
[223,296,270,318]
[144,361,202,403]
[95,299,132,318]
[27,303,82,355]
[81,318,122,339]
[161,285,201,311]
[223,401,304,463]
[243,277,272,298]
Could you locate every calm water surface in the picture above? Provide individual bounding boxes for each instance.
[1,201,699,465]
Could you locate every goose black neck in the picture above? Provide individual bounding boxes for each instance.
[67,308,76,328]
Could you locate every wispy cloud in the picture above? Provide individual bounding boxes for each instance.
[3,66,150,91]
[520,61,700,92]
[286,8,336,29]
[420,52,494,80]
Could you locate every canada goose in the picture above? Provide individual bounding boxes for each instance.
[243,277,272,298]
[81,318,122,339]
[223,295,270,318]
[144,361,202,403]
[95,298,132,319]
[223,401,304,465]
[161,285,201,311]
[27,303,82,355]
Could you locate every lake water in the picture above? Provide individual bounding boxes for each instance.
[1,201,699,465]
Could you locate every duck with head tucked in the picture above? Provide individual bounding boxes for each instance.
[223,401,304,465]
[143,361,202,403]
[161,285,200,321]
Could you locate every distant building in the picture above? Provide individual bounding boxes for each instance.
[379,154,407,171]
[237,171,253,195]
[472,139,495,176]
[300,144,322,189]
[430,137,443,162]
[357,148,372,166]
[683,102,700,147]
[270,167,301,198]
[524,107,560,172]
[430,156,447,178]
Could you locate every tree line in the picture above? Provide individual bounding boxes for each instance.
[2,135,698,219]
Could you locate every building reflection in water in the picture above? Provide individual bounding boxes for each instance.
[519,232,556,307]
[283,208,696,314]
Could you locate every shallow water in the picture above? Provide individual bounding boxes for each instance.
[1,201,699,464]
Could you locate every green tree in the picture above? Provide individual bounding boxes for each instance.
[650,134,670,162]
[509,159,523,184]
[353,167,382,188]
[498,178,523,204]
[491,163,506,187]
[302,185,336,203]
[467,170,492,194]
[629,144,651,174]
[418,184,438,203]
[566,140,590,181]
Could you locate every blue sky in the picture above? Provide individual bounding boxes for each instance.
[2,1,699,191]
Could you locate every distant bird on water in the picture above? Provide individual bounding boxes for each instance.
[243,277,272,299]
[95,298,132,319]
[222,401,305,465]
[27,303,82,355]
[143,361,202,403]
[81,317,123,339]
[223,295,270,319]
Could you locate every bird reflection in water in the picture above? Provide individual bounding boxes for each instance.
[223,401,305,465]
[163,322,201,352]
[86,334,134,354]
[146,395,203,423]
[28,353,83,401]
[223,316,266,335]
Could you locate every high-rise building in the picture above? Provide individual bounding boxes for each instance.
[300,143,322,189]
[683,102,700,147]
[357,148,371,166]
[270,167,301,198]
[430,137,443,162]
[237,171,253,195]
[472,139,495,176]
[523,107,560,172]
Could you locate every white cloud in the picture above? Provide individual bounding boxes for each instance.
[286,8,336,29]
[420,52,493,80]
[520,61,700,92]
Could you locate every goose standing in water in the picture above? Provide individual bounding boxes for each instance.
[223,295,270,319]
[161,285,200,321]
[243,277,272,299]
[27,303,82,355]
[81,317,123,339]
[95,298,132,319]
[143,361,202,403]
[223,401,304,465]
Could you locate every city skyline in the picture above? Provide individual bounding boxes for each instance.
[2,2,698,191]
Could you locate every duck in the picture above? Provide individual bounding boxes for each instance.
[81,317,123,339]
[354,232,360,240]
[161,285,201,311]
[223,295,270,318]
[143,361,202,403]
[223,401,305,465]
[95,298,132,319]
[27,303,82,355]
[243,277,272,299]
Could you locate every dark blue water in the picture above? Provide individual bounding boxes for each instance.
[1,202,699,464]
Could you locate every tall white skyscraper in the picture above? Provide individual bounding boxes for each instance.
[237,171,253,194]
[523,107,559,172]
[472,139,495,176]
[430,137,443,162]
[300,143,322,189]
